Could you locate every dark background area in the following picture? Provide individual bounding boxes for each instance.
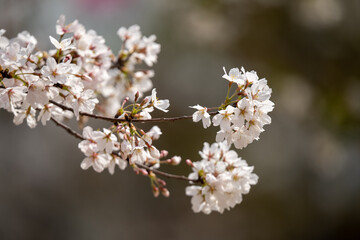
[0,0,359,239]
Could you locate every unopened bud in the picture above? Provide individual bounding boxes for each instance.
[63,54,72,63]
[157,179,166,187]
[140,169,148,176]
[152,186,159,198]
[121,97,129,108]
[140,97,149,107]
[160,187,170,198]
[186,159,193,167]
[160,150,168,158]
[134,91,139,102]
[170,156,181,166]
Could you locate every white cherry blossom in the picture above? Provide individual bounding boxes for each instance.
[186,141,258,214]
[212,105,235,131]
[150,88,169,112]
[222,67,245,85]
[190,104,211,128]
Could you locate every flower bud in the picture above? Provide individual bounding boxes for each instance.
[170,156,181,166]
[139,168,148,176]
[160,187,170,198]
[140,97,149,107]
[186,159,193,167]
[134,91,139,102]
[62,54,72,63]
[152,186,159,198]
[157,179,166,187]
[160,150,168,158]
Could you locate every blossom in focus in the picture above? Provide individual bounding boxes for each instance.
[150,88,169,112]
[222,67,245,85]
[186,141,258,214]
[190,104,211,128]
[212,105,235,131]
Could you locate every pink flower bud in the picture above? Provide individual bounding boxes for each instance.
[152,186,159,198]
[160,187,170,198]
[157,179,166,187]
[160,150,168,158]
[186,159,193,167]
[140,169,148,176]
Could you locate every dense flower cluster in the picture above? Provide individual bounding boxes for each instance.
[78,124,168,174]
[0,15,274,214]
[186,141,258,214]
[0,15,160,129]
[190,67,274,149]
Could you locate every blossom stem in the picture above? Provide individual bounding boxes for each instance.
[135,163,201,183]
[50,100,218,123]
[51,117,84,140]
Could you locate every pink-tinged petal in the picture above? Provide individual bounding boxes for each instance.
[212,114,222,126]
[192,111,202,122]
[108,160,115,175]
[92,159,105,173]
[82,126,94,139]
[80,157,92,170]
[118,159,127,170]
[105,142,113,153]
[202,117,211,129]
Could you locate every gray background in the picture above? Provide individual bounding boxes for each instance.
[0,0,359,239]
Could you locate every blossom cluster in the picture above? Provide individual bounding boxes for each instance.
[0,15,160,130]
[186,141,258,214]
[78,124,171,174]
[190,67,274,149]
[0,15,274,215]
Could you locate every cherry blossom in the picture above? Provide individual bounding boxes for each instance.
[0,15,274,215]
[190,104,211,128]
[186,141,258,214]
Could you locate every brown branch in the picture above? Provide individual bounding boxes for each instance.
[51,117,84,140]
[50,100,218,123]
[135,163,200,183]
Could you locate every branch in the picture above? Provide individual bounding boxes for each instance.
[51,117,84,140]
[50,100,218,123]
[135,163,200,183]
[51,116,200,183]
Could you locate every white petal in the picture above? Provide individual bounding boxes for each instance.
[80,157,92,170]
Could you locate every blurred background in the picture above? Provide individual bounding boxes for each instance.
[0,0,360,239]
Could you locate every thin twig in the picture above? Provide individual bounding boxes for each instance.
[135,163,200,183]
[50,100,218,123]
[51,116,199,183]
[51,117,84,140]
